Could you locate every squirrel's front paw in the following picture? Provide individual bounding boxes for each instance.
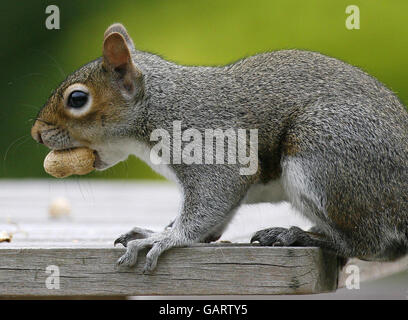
[116,231,185,273]
[114,227,155,247]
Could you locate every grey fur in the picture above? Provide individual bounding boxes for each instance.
[33,25,408,272]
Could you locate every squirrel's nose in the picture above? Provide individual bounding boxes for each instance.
[31,122,44,144]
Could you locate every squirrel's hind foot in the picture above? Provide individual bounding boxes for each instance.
[251,226,337,251]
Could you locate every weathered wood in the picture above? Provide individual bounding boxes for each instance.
[0,244,338,296]
[0,180,407,296]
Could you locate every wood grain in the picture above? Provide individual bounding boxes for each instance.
[0,244,338,296]
[0,180,406,297]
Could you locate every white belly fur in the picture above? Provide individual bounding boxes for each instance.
[127,140,179,184]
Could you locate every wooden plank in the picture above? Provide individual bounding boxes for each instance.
[0,245,338,296]
[0,180,407,296]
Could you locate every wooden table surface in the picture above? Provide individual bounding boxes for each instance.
[0,180,406,297]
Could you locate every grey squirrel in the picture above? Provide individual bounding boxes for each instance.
[31,23,408,273]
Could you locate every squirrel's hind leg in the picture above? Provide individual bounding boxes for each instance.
[250,156,351,258]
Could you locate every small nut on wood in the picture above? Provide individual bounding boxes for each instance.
[49,197,71,218]
[0,231,12,243]
[44,147,95,178]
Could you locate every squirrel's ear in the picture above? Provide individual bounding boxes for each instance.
[103,23,135,51]
[103,31,142,98]
[103,32,132,70]
[104,23,135,51]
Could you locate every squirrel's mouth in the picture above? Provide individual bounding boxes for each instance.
[93,150,108,170]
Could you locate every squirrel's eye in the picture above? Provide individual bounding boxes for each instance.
[67,90,88,109]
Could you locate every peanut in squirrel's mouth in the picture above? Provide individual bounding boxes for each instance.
[48,147,106,170]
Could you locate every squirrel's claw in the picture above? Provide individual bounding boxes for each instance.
[251,227,287,246]
[114,227,155,248]
[115,230,181,272]
[250,233,260,244]
[116,239,143,267]
[116,251,138,267]
[251,226,327,248]
[114,236,127,247]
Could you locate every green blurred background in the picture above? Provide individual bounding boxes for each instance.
[0,0,407,179]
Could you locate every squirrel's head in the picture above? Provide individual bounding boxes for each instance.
[31,24,144,170]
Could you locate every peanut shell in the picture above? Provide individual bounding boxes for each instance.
[44,147,95,178]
